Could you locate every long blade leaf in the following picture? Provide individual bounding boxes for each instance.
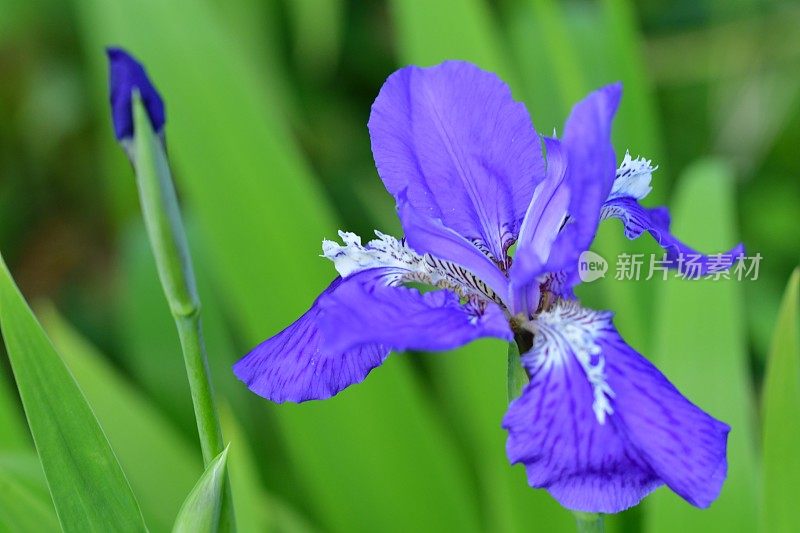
[0,253,147,532]
[172,446,230,533]
[761,267,800,533]
[40,304,202,532]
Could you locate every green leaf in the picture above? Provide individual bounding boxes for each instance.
[172,446,230,533]
[761,268,800,533]
[39,303,202,533]
[0,452,60,532]
[0,253,147,532]
[275,359,482,533]
[218,404,270,533]
[646,159,758,532]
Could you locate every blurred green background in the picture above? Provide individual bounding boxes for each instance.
[1,0,798,531]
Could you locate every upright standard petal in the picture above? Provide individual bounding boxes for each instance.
[106,47,165,140]
[318,268,512,353]
[509,138,570,313]
[369,60,544,264]
[539,84,621,285]
[233,275,390,403]
[503,302,728,513]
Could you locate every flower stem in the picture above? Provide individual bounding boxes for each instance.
[573,512,604,532]
[130,96,235,531]
[507,335,530,403]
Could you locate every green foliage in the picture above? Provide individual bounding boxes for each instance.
[172,446,230,533]
[40,304,201,532]
[761,268,800,533]
[0,254,147,532]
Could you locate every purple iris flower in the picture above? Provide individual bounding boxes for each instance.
[235,61,742,513]
[106,47,165,140]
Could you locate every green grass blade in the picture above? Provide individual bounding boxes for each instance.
[0,253,147,532]
[172,446,230,533]
[39,303,202,533]
[219,404,270,533]
[761,268,800,533]
[646,159,758,532]
[0,452,60,532]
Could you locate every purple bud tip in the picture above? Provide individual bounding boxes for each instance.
[106,47,165,140]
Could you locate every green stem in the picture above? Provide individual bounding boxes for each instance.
[130,96,235,532]
[507,334,531,403]
[573,512,604,532]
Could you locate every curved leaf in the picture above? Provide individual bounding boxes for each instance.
[173,446,230,533]
[761,268,800,533]
[0,253,147,532]
[40,304,202,533]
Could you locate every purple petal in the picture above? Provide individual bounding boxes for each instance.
[605,329,729,508]
[503,303,728,513]
[398,194,509,302]
[602,197,745,277]
[318,268,512,353]
[106,47,165,140]
[369,60,544,264]
[544,84,621,274]
[509,138,569,312]
[233,275,389,403]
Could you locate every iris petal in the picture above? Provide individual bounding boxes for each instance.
[398,195,510,302]
[318,268,512,353]
[369,60,544,264]
[602,196,745,278]
[508,85,622,312]
[502,302,728,513]
[543,84,621,277]
[106,47,165,140]
[510,138,569,312]
[233,275,389,403]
